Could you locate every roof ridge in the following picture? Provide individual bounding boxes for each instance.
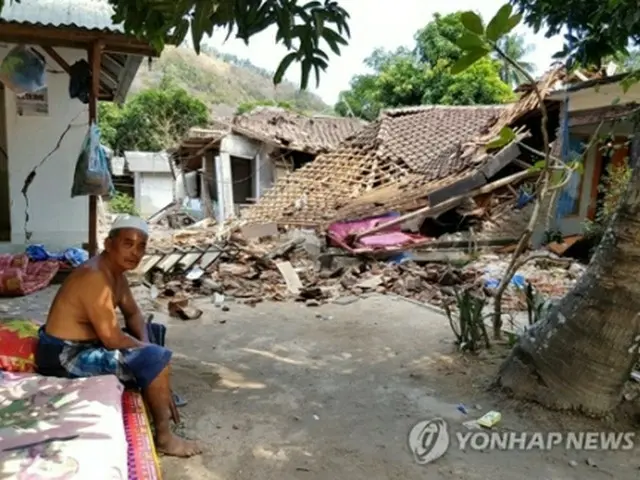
[381,104,507,117]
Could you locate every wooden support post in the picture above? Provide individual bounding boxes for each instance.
[201,154,215,218]
[88,41,102,257]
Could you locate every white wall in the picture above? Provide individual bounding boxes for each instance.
[0,44,90,251]
[135,171,174,217]
[221,133,259,159]
[562,82,640,112]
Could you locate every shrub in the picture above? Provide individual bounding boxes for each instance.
[583,160,632,246]
[109,192,138,215]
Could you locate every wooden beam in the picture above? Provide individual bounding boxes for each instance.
[0,22,158,57]
[88,41,103,257]
[353,169,539,241]
[40,46,113,99]
[41,46,71,74]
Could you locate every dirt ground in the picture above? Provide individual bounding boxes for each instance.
[5,288,639,480]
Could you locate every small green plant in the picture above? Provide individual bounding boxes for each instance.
[542,229,563,245]
[444,288,491,352]
[109,192,138,215]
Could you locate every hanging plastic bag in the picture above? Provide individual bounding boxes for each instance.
[71,122,115,197]
[0,45,47,95]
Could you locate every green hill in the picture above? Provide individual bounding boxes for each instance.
[129,46,332,117]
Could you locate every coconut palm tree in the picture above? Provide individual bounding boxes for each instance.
[495,34,535,87]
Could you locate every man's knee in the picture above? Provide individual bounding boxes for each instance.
[128,344,171,389]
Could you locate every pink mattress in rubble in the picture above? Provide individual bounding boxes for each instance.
[0,372,128,479]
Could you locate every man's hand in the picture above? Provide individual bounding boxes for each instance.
[119,277,148,343]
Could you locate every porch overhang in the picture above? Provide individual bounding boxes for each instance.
[0,22,157,103]
[0,21,157,56]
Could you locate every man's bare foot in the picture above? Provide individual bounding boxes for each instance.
[156,433,202,457]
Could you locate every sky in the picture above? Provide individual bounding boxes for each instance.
[203,0,565,105]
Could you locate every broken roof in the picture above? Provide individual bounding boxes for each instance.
[375,105,506,177]
[230,107,367,154]
[241,68,564,227]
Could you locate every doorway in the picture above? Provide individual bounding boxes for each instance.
[0,83,10,241]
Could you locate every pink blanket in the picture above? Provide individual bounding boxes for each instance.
[327,214,432,254]
[0,372,128,479]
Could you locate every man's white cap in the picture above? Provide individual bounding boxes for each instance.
[109,214,149,236]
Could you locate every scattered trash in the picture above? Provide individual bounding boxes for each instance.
[185,266,205,280]
[476,411,501,428]
[457,404,468,415]
[213,293,225,306]
[149,285,159,300]
[631,371,640,382]
[462,420,482,430]
[484,273,525,289]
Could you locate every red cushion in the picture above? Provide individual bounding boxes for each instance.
[0,253,29,271]
[0,267,25,295]
[0,260,60,297]
[23,260,60,295]
[0,317,40,373]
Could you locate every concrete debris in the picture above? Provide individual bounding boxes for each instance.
[168,297,203,321]
[142,223,585,312]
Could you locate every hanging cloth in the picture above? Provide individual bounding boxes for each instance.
[68,59,91,104]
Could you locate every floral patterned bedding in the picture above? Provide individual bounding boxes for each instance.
[0,372,128,479]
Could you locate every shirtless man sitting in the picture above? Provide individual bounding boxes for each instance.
[35,214,201,457]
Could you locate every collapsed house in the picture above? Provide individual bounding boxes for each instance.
[241,69,564,252]
[169,107,366,220]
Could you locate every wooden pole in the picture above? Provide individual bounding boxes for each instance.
[88,41,102,257]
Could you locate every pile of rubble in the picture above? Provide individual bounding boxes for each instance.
[146,225,586,312]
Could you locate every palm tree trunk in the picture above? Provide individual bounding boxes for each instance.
[495,127,640,415]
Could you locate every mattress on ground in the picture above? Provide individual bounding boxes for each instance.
[0,372,128,479]
[122,390,162,480]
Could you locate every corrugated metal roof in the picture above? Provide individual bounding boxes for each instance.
[0,0,124,34]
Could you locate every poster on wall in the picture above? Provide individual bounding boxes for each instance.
[15,88,49,116]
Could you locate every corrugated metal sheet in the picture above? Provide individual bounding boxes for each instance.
[125,151,172,173]
[0,0,124,34]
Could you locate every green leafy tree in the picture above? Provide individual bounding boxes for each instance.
[510,0,640,68]
[452,3,640,416]
[415,12,469,64]
[495,34,535,86]
[336,74,384,121]
[99,80,209,153]
[0,1,351,89]
[422,58,515,105]
[13,0,351,90]
[335,12,514,120]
